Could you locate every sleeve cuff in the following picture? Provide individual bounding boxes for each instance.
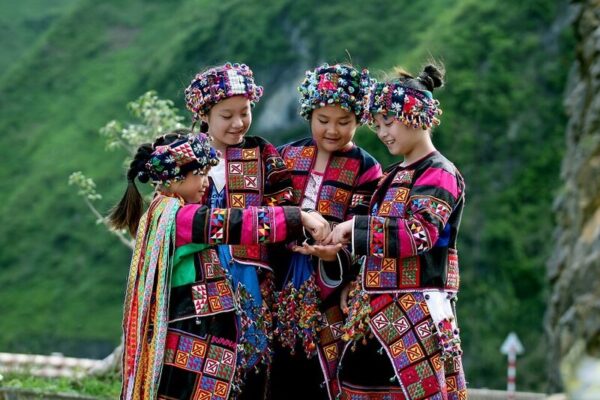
[318,253,344,289]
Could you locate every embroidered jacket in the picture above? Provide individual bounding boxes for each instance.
[122,195,303,400]
[278,137,383,284]
[203,136,293,269]
[274,137,382,399]
[159,205,303,400]
[353,151,465,293]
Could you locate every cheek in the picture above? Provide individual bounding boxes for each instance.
[310,121,325,137]
[342,125,356,139]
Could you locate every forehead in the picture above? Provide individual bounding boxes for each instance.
[374,113,391,123]
[313,104,353,119]
[211,95,251,112]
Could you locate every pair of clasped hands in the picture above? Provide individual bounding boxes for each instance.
[298,211,354,262]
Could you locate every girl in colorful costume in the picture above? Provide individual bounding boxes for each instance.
[327,64,468,399]
[183,62,296,398]
[112,130,329,400]
[271,63,383,399]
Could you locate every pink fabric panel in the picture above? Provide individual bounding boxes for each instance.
[272,207,288,242]
[398,219,416,258]
[176,204,201,247]
[414,167,458,199]
[356,163,383,186]
[240,207,256,245]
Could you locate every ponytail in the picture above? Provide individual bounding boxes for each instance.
[392,62,445,93]
[107,143,153,236]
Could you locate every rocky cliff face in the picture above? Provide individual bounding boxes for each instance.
[546,0,600,395]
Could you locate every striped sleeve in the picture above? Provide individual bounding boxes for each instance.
[175,205,302,247]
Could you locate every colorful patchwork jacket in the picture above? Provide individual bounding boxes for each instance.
[274,137,382,399]
[277,137,383,286]
[203,136,294,270]
[122,196,303,400]
[353,151,465,293]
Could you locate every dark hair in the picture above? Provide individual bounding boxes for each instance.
[191,120,209,134]
[107,129,191,236]
[393,62,445,92]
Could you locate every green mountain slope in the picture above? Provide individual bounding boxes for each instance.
[0,0,573,390]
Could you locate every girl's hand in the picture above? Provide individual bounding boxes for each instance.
[325,219,353,245]
[292,243,343,261]
[300,211,331,242]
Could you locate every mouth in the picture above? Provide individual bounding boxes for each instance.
[383,140,395,146]
[228,130,244,135]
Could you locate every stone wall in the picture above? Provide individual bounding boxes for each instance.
[546,0,600,396]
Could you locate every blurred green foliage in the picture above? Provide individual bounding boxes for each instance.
[0,0,574,391]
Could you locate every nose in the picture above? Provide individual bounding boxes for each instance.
[231,117,244,129]
[325,122,337,135]
[377,126,387,140]
[202,177,210,188]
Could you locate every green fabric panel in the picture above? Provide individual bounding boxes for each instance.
[171,243,209,287]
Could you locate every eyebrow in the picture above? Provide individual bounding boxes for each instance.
[220,106,250,113]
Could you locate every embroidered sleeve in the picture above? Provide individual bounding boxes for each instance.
[346,161,383,218]
[353,167,462,258]
[262,142,294,206]
[175,205,302,247]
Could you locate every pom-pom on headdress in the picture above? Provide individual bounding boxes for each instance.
[363,82,442,129]
[185,63,263,120]
[143,133,219,185]
[298,63,372,121]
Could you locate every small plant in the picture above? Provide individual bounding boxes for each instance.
[68,91,187,250]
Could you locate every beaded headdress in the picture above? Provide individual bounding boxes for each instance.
[363,82,442,129]
[185,63,263,120]
[144,133,219,184]
[298,63,372,121]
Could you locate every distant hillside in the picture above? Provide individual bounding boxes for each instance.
[0,0,573,390]
[0,0,79,73]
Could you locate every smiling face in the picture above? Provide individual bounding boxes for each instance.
[310,105,358,154]
[169,167,211,204]
[204,96,252,151]
[373,113,426,157]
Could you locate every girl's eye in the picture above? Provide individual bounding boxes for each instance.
[339,121,350,126]
[241,113,248,118]
[384,120,393,127]
[221,115,232,119]
[318,120,328,124]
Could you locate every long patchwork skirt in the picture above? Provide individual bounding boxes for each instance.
[338,292,467,400]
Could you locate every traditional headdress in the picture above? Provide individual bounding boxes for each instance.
[143,133,219,184]
[298,63,372,120]
[363,81,442,129]
[184,63,263,120]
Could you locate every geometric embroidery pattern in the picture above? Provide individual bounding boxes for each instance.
[410,195,451,225]
[363,254,421,291]
[363,292,467,399]
[392,169,415,185]
[408,221,430,253]
[161,330,237,400]
[209,209,226,244]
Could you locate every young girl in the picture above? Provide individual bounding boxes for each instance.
[184,62,296,397]
[270,63,383,399]
[327,64,468,399]
[110,130,329,400]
